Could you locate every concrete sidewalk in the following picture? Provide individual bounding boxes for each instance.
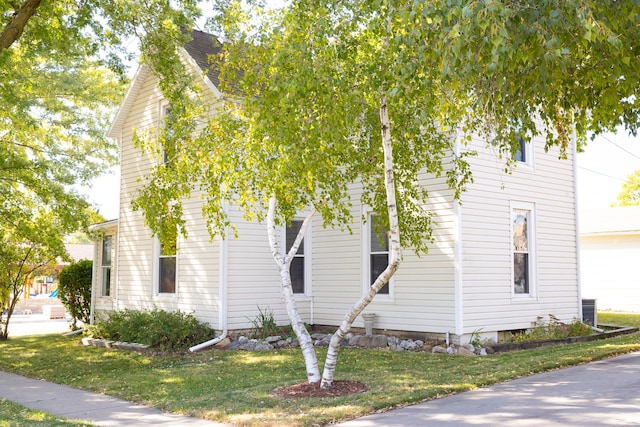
[0,371,231,426]
[334,350,640,427]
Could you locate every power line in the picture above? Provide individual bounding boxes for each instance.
[599,134,640,161]
[578,166,626,182]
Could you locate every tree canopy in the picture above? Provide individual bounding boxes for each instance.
[0,0,206,270]
[615,169,640,206]
[130,0,640,387]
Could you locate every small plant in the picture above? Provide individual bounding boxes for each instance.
[469,328,483,348]
[88,307,214,352]
[247,306,279,339]
[509,314,594,343]
[58,260,93,330]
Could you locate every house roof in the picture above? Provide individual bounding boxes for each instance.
[184,29,223,87]
[108,30,223,139]
[580,206,640,236]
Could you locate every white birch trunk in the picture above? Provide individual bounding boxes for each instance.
[266,195,321,383]
[320,98,402,388]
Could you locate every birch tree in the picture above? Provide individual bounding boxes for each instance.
[134,0,639,388]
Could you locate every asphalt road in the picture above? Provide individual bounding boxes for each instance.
[335,351,640,426]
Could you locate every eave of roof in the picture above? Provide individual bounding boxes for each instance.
[580,206,640,236]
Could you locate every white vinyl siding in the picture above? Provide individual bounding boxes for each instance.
[312,181,457,334]
[107,65,224,328]
[459,134,579,334]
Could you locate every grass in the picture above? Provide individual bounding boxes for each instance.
[0,399,94,426]
[0,312,639,427]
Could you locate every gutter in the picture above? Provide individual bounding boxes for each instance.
[189,221,229,352]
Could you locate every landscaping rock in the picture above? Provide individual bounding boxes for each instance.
[358,335,388,348]
[432,345,447,354]
[458,346,476,357]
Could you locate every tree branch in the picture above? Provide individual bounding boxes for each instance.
[0,0,43,51]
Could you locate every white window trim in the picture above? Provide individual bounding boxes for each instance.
[282,218,312,299]
[510,200,537,300]
[99,235,113,298]
[362,210,394,301]
[152,236,179,298]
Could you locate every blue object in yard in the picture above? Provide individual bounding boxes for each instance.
[49,289,58,298]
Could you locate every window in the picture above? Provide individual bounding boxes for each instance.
[512,204,535,295]
[369,215,389,295]
[158,233,177,294]
[286,220,305,294]
[514,136,533,167]
[515,136,526,163]
[100,236,112,297]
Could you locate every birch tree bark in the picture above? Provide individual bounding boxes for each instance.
[266,195,321,383]
[321,98,401,388]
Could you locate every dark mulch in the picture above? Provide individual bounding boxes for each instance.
[271,380,368,398]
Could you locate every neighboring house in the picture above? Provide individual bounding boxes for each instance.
[579,206,640,313]
[90,30,581,345]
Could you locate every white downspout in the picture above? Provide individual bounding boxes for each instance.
[573,131,583,320]
[189,223,229,352]
[453,136,464,338]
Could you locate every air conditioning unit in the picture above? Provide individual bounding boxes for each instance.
[582,299,597,327]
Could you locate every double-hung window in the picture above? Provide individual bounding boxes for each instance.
[286,220,306,294]
[100,236,112,297]
[158,232,177,294]
[369,215,389,295]
[512,203,535,296]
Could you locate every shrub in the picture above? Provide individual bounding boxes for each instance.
[58,260,93,329]
[89,308,215,352]
[510,314,594,343]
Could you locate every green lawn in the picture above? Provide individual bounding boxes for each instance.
[0,312,639,427]
[0,399,94,427]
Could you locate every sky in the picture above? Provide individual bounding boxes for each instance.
[85,128,640,221]
[576,129,640,212]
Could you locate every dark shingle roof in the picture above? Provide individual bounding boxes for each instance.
[183,30,223,87]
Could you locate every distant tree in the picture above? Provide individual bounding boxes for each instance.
[0,215,67,339]
[615,170,640,206]
[58,260,93,330]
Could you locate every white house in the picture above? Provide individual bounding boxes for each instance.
[579,206,640,313]
[90,30,582,345]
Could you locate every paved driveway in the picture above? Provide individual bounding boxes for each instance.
[335,351,640,426]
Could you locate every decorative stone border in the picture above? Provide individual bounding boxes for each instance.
[81,337,149,351]
[488,324,638,353]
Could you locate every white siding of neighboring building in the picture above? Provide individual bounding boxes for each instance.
[580,206,640,312]
[459,136,579,336]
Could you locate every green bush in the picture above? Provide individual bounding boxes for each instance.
[58,260,93,329]
[89,308,215,352]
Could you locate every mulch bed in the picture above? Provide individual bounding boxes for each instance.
[271,380,368,398]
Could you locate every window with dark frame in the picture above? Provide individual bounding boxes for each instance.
[286,220,305,294]
[370,215,389,294]
[158,236,177,294]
